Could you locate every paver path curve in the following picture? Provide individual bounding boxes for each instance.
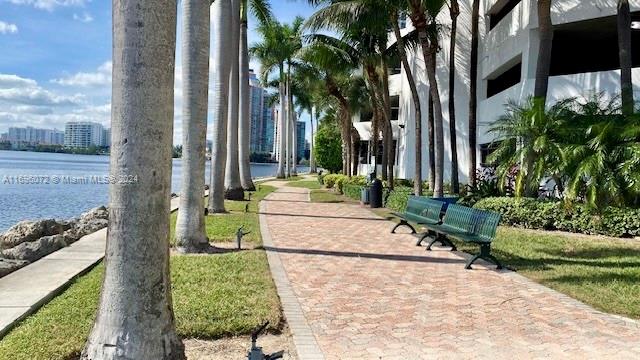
[260,182,640,359]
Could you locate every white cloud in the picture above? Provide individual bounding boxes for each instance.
[51,61,112,87]
[0,74,37,88]
[0,21,18,35]
[5,0,87,11]
[73,12,93,23]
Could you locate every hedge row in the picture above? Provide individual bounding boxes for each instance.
[343,184,363,200]
[473,197,640,238]
[318,174,367,194]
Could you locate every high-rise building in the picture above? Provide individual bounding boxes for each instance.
[248,70,277,155]
[296,121,306,161]
[3,126,64,146]
[64,122,109,148]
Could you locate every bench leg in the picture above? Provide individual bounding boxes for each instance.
[416,232,431,246]
[465,244,502,270]
[391,220,416,234]
[425,235,444,251]
[426,235,457,251]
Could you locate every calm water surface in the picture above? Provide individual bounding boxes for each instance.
[0,150,307,231]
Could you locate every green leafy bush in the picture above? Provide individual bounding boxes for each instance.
[473,197,640,237]
[323,174,340,189]
[343,184,364,200]
[385,186,414,212]
[315,121,343,173]
[318,173,326,184]
[335,175,348,193]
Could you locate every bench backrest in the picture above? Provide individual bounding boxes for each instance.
[406,196,444,223]
[441,204,475,233]
[472,209,501,242]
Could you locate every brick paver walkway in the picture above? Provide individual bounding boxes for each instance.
[260,183,640,359]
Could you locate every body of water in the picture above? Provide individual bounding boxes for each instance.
[0,150,307,232]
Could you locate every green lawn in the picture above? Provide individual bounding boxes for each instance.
[375,207,640,319]
[310,189,346,203]
[286,180,322,190]
[0,185,281,360]
[170,185,276,246]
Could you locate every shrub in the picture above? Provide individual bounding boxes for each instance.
[473,197,640,237]
[385,186,414,212]
[323,174,340,189]
[315,122,343,173]
[335,175,348,194]
[317,173,326,185]
[343,184,363,200]
[348,175,367,186]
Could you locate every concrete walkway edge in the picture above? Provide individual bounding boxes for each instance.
[259,190,325,360]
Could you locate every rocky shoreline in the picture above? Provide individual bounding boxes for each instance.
[0,206,109,278]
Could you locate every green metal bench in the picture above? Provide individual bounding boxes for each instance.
[421,204,503,270]
[391,196,444,237]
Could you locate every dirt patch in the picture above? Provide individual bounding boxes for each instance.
[184,332,298,360]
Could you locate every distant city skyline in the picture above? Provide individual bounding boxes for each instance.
[0,1,317,146]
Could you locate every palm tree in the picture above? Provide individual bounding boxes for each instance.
[208,0,233,213]
[239,0,255,191]
[390,7,423,195]
[310,105,318,173]
[251,19,301,178]
[239,0,272,189]
[225,0,245,200]
[175,0,210,253]
[448,0,460,193]
[618,0,634,115]
[407,0,447,197]
[81,0,184,358]
[488,97,572,197]
[565,95,640,208]
[534,0,553,103]
[468,0,480,189]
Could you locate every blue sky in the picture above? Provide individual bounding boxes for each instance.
[0,0,316,144]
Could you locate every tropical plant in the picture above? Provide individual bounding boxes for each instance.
[315,112,343,173]
[81,0,184,358]
[209,0,233,213]
[488,97,573,198]
[175,0,210,253]
[564,95,640,209]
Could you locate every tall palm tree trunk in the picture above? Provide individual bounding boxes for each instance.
[410,3,444,197]
[448,0,460,194]
[382,60,394,188]
[428,94,435,191]
[468,0,480,189]
[423,43,445,197]
[290,83,298,175]
[534,0,553,102]
[208,0,233,213]
[175,0,210,253]
[618,0,634,115]
[285,76,291,177]
[225,0,244,200]
[310,107,317,173]
[392,15,422,195]
[238,0,255,190]
[276,68,286,178]
[81,0,184,358]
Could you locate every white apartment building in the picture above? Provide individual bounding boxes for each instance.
[354,0,640,182]
[3,126,64,146]
[64,122,109,148]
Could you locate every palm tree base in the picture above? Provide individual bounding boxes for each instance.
[243,184,256,191]
[224,187,245,200]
